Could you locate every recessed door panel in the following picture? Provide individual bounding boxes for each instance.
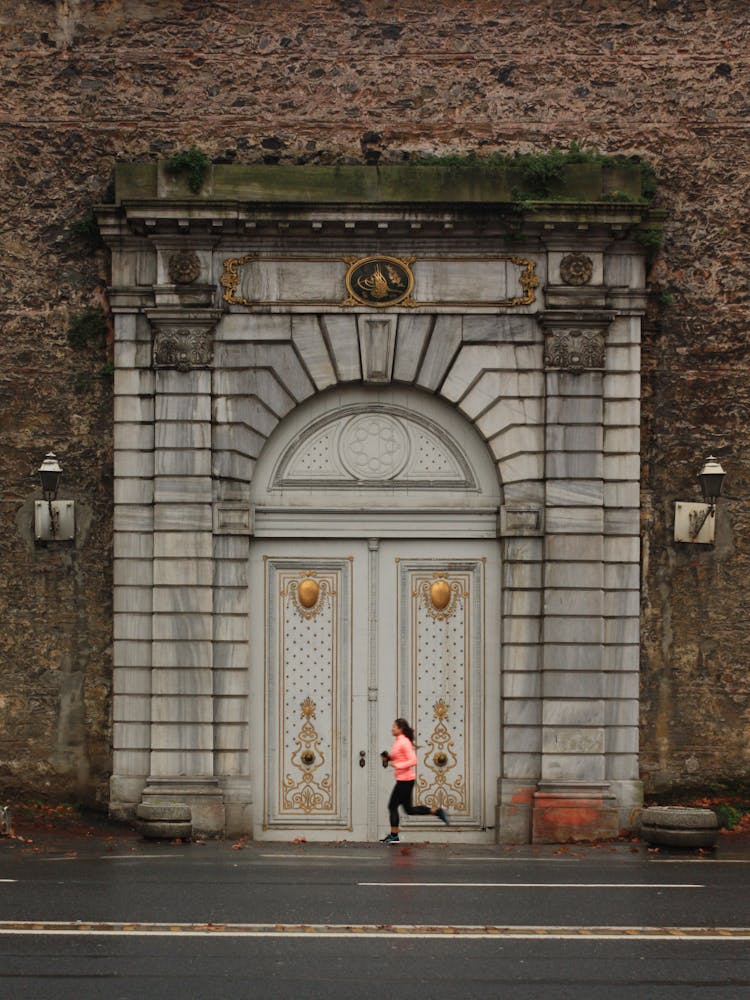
[263,554,358,831]
[379,544,498,835]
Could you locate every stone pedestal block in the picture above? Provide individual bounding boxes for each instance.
[532,781,620,843]
[496,780,537,844]
[141,777,225,836]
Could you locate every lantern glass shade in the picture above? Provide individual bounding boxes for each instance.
[698,456,725,503]
[38,452,62,499]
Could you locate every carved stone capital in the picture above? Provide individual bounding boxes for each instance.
[146,308,221,372]
[153,327,213,371]
[544,328,605,373]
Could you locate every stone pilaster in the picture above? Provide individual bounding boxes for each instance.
[140,308,225,835]
[533,292,620,842]
[110,311,155,818]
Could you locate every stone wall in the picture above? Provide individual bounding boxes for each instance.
[1,0,749,806]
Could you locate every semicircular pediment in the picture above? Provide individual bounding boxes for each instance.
[272,404,477,491]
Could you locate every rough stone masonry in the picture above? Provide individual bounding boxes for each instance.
[1,0,748,815]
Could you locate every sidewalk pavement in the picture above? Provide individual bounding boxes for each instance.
[3,805,750,862]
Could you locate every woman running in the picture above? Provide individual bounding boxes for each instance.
[381,718,449,844]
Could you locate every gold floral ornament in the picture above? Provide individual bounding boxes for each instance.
[417,700,465,811]
[283,698,333,813]
[342,255,416,308]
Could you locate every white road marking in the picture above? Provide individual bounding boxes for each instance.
[100,855,179,860]
[260,853,382,860]
[649,858,750,864]
[0,880,17,883]
[0,920,746,940]
[359,881,703,889]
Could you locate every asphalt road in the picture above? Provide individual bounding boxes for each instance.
[2,838,750,999]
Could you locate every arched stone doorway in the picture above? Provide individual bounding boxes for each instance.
[102,162,646,842]
[248,386,501,841]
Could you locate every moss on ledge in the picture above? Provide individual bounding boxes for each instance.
[115,160,646,206]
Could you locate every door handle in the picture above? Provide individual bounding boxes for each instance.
[358,750,366,768]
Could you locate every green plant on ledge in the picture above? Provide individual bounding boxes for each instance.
[165,146,211,193]
[411,141,656,204]
[67,306,109,350]
[70,209,104,251]
[635,226,664,252]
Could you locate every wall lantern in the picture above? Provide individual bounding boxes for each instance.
[674,455,726,544]
[34,452,75,542]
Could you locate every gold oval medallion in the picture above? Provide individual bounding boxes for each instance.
[430,580,452,611]
[344,255,414,307]
[297,578,320,609]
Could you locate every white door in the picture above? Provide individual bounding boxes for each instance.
[249,538,499,842]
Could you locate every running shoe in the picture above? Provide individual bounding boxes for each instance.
[381,833,400,845]
[435,807,450,825]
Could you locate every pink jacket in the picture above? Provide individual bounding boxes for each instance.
[389,733,417,781]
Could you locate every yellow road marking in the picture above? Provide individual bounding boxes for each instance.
[0,921,749,940]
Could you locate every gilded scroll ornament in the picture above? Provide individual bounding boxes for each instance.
[544,329,605,373]
[559,252,594,286]
[221,254,254,305]
[509,255,539,306]
[416,700,465,811]
[283,698,333,813]
[153,327,213,371]
[343,255,416,308]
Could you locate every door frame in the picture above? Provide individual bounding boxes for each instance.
[249,535,501,842]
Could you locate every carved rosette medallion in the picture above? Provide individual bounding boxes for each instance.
[283,698,333,813]
[153,327,213,371]
[168,250,201,284]
[559,252,593,286]
[343,255,416,308]
[544,329,605,373]
[417,700,465,811]
[339,414,410,480]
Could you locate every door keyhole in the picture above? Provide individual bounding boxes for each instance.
[358,750,366,768]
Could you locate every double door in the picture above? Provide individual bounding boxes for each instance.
[249,539,499,841]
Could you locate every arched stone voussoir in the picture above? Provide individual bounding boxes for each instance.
[441,344,544,405]
[213,342,315,404]
[291,315,337,391]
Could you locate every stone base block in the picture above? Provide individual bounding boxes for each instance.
[496,782,536,844]
[532,782,620,843]
[136,802,192,823]
[141,777,225,836]
[609,778,644,833]
[109,774,148,821]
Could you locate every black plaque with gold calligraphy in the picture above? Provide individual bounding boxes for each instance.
[343,255,415,307]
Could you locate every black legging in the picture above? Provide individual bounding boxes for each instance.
[388,779,432,827]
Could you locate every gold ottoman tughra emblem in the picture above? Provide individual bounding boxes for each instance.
[343,255,416,308]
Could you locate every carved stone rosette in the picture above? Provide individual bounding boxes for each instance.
[544,328,605,373]
[153,327,213,371]
[167,250,201,284]
[559,252,594,286]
